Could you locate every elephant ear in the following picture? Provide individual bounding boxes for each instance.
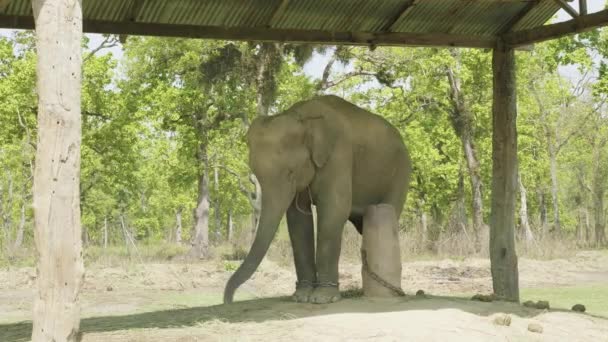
[301,114,335,168]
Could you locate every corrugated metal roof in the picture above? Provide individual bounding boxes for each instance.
[0,0,563,46]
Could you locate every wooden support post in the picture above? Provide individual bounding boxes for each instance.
[361,204,403,297]
[553,0,579,18]
[490,39,519,302]
[31,0,84,341]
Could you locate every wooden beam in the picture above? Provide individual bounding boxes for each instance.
[268,0,290,28]
[553,0,578,18]
[498,0,539,34]
[504,9,608,47]
[490,39,519,303]
[0,15,497,48]
[31,0,85,341]
[382,0,416,32]
[579,0,587,16]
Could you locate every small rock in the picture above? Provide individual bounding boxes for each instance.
[572,304,586,312]
[523,300,536,308]
[528,323,543,334]
[416,289,425,297]
[493,314,512,326]
[142,279,154,286]
[536,300,550,310]
[448,277,460,282]
[523,300,550,310]
[106,285,113,292]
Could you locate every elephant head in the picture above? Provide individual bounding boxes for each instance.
[223,107,336,303]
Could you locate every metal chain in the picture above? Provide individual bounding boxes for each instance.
[361,249,406,297]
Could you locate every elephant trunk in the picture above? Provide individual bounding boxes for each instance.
[223,185,294,304]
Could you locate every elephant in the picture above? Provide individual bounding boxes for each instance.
[223,95,411,304]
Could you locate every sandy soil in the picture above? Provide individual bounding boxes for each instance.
[1,250,608,341]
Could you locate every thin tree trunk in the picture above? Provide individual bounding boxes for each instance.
[190,142,211,258]
[103,216,108,249]
[446,54,484,252]
[13,202,26,249]
[548,147,561,233]
[538,189,548,236]
[31,0,85,340]
[585,208,591,243]
[2,170,14,237]
[0,178,6,250]
[227,209,234,244]
[518,174,534,244]
[316,48,338,93]
[592,163,606,247]
[175,207,183,245]
[120,213,131,252]
[214,166,222,242]
[576,207,583,243]
[593,191,606,247]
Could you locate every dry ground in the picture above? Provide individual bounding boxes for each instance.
[1,250,608,341]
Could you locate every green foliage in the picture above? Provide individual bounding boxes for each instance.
[1,27,608,254]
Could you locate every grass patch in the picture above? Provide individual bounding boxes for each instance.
[84,243,189,265]
[521,285,608,318]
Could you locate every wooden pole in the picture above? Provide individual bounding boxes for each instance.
[490,39,519,302]
[31,0,84,341]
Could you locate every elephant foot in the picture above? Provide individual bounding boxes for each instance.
[310,285,341,304]
[292,286,314,303]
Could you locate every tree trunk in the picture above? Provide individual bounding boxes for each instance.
[13,201,26,249]
[2,170,14,240]
[585,208,591,243]
[593,190,606,247]
[592,161,607,247]
[548,146,561,233]
[490,41,519,302]
[446,55,484,252]
[227,209,234,244]
[518,173,534,244]
[190,142,211,258]
[214,166,222,242]
[31,0,85,340]
[0,178,6,250]
[120,213,130,252]
[538,189,548,236]
[103,216,108,249]
[174,207,183,245]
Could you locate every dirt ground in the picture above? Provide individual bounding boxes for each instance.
[1,250,608,341]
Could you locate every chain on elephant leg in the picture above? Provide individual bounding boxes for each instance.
[361,249,406,297]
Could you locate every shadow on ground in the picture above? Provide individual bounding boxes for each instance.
[0,293,571,342]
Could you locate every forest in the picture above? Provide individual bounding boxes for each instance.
[0,27,607,263]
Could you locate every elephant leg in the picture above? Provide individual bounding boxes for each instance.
[310,185,351,304]
[286,193,316,303]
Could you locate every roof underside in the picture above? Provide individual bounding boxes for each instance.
[0,0,563,48]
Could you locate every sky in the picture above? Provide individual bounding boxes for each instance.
[0,1,605,80]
